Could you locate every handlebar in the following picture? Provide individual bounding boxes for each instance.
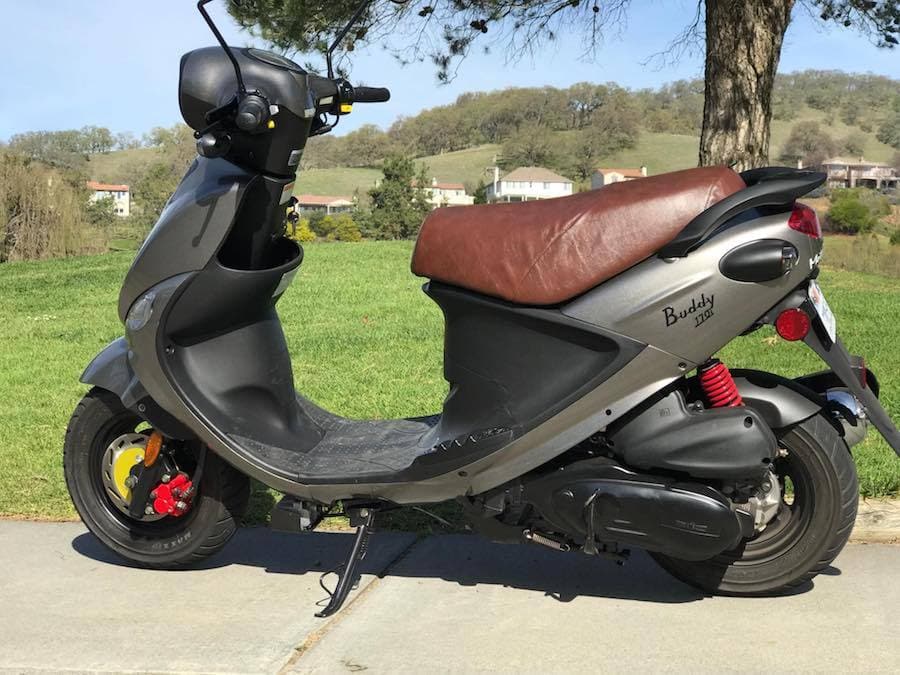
[308,76,390,110]
[353,86,391,103]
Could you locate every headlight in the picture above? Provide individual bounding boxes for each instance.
[125,292,155,332]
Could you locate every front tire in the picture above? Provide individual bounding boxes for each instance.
[64,388,250,568]
[652,413,858,595]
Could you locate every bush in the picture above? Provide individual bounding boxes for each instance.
[825,188,887,235]
[303,212,363,242]
[827,198,876,234]
[891,230,900,247]
[307,210,329,237]
[328,213,362,242]
[288,218,316,243]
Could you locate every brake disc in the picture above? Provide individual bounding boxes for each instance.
[101,432,165,522]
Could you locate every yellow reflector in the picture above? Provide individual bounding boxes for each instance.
[267,119,276,129]
[340,103,353,114]
[143,432,163,467]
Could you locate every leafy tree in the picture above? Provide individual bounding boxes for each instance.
[227,0,900,171]
[472,179,488,204]
[115,132,143,151]
[79,126,115,154]
[841,131,868,157]
[84,196,117,231]
[877,112,900,149]
[366,155,431,239]
[131,162,179,232]
[568,95,639,180]
[780,121,836,168]
[840,101,861,125]
[143,124,197,171]
[500,123,560,171]
[0,155,107,261]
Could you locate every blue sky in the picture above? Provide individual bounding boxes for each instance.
[1,0,897,141]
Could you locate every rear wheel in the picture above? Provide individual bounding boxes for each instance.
[64,388,250,568]
[652,413,858,595]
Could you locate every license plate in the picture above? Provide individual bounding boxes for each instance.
[809,281,837,343]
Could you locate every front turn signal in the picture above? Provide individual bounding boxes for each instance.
[144,431,164,467]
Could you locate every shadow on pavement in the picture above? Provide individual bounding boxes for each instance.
[72,527,822,605]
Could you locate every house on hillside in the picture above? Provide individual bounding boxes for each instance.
[86,181,130,217]
[591,166,648,189]
[294,194,355,215]
[419,178,475,208]
[486,167,573,203]
[821,157,899,191]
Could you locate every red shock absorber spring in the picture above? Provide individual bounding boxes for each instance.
[699,359,744,408]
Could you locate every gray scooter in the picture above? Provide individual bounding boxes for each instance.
[63,0,900,616]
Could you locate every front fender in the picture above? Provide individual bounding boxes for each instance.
[81,337,147,408]
[81,338,193,439]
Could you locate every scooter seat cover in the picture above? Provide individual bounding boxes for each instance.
[411,165,746,305]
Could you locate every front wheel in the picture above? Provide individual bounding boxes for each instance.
[652,413,858,595]
[64,388,250,568]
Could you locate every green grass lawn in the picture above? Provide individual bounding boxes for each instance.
[1,242,898,522]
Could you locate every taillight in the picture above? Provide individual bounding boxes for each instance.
[788,203,822,239]
[775,308,811,341]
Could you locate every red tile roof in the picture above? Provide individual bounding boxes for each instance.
[294,194,354,206]
[87,181,129,191]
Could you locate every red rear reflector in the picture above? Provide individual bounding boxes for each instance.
[788,203,822,239]
[775,308,811,341]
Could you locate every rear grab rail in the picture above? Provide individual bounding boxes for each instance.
[657,168,826,259]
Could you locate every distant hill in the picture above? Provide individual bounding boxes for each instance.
[86,69,899,196]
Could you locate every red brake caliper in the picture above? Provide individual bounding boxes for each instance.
[152,473,195,517]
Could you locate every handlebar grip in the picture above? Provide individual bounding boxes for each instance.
[353,86,391,103]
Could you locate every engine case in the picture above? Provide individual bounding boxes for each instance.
[524,458,753,561]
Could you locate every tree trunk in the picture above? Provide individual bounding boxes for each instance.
[699,0,794,171]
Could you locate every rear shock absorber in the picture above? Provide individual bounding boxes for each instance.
[699,359,744,408]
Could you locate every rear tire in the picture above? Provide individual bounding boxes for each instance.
[652,413,858,595]
[64,388,250,568]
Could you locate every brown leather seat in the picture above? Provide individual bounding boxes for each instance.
[411,165,746,305]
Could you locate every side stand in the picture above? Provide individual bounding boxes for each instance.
[315,507,375,618]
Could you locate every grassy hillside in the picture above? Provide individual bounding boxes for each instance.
[770,107,897,163]
[87,102,896,196]
[1,243,898,521]
[86,146,157,185]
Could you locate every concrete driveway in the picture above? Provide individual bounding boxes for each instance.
[0,521,896,674]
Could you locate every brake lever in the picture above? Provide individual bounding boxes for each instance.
[309,113,338,137]
[194,96,240,139]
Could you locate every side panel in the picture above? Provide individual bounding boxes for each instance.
[118,157,256,321]
[563,213,822,364]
